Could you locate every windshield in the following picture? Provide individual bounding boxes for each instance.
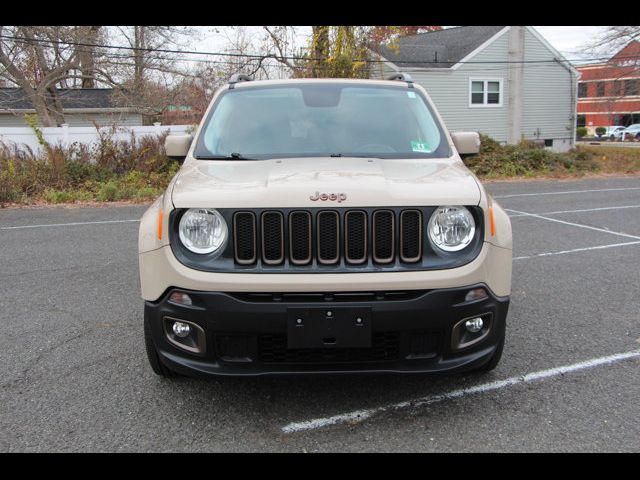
[194,83,450,160]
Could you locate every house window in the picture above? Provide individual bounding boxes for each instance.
[469,79,503,107]
[576,114,586,127]
[578,83,587,98]
[624,79,639,96]
[612,80,623,97]
[595,82,605,97]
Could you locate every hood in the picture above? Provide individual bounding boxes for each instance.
[171,157,481,209]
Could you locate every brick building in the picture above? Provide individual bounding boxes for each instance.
[577,41,640,134]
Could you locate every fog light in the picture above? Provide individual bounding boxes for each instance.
[172,321,191,338]
[169,291,193,306]
[465,288,488,302]
[465,317,484,333]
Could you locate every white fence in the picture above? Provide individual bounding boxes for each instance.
[0,124,193,154]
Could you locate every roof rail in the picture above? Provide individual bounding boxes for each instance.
[385,72,414,87]
[228,74,253,89]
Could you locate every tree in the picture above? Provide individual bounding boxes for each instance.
[0,26,93,126]
[100,26,200,116]
[368,26,443,45]
[274,26,444,79]
[585,26,640,55]
[581,27,640,128]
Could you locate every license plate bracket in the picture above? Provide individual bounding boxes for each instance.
[287,307,372,349]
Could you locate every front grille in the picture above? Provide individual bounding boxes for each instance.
[258,332,400,364]
[229,291,425,303]
[232,208,425,268]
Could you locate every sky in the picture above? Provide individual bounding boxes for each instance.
[194,26,609,64]
[533,26,606,60]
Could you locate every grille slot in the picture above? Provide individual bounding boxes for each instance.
[261,211,284,264]
[373,210,395,264]
[258,332,400,364]
[344,210,367,264]
[317,211,340,265]
[289,211,312,265]
[233,212,257,264]
[400,210,422,263]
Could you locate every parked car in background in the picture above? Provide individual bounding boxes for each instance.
[621,124,640,140]
[601,126,626,140]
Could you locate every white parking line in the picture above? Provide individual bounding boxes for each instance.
[494,186,640,199]
[505,208,640,240]
[281,349,640,434]
[0,219,140,230]
[508,204,640,218]
[513,241,640,260]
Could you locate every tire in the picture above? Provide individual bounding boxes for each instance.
[144,311,178,378]
[475,334,505,373]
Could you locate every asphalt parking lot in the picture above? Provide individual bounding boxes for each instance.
[1,175,639,452]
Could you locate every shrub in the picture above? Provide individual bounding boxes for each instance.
[96,182,119,202]
[463,134,605,178]
[576,127,588,138]
[595,127,606,137]
[0,127,180,205]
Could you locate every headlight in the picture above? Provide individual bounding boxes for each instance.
[427,206,475,252]
[178,208,228,255]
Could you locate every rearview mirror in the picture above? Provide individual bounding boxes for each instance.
[165,134,193,163]
[451,131,480,157]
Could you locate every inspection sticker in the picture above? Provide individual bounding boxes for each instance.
[407,91,417,99]
[411,140,431,153]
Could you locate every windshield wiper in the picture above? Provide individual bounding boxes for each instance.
[329,153,387,159]
[195,152,255,160]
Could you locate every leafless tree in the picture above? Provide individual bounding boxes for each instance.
[77,26,102,88]
[0,26,90,126]
[584,26,640,55]
[99,26,201,116]
[578,26,640,131]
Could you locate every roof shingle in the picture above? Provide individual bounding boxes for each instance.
[375,26,507,69]
[0,88,117,111]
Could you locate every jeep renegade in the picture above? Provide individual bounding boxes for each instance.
[139,73,513,377]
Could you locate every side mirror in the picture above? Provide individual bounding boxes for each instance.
[451,131,481,158]
[165,134,193,163]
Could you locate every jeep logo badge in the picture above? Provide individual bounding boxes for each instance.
[309,191,347,203]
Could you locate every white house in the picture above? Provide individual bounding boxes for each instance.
[0,87,143,127]
[371,26,580,152]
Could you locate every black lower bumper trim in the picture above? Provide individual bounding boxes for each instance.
[145,285,510,376]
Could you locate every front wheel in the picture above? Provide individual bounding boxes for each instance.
[144,310,178,378]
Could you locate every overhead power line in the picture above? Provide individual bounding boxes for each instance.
[2,34,640,66]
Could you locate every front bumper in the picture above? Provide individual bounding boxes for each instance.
[145,284,509,376]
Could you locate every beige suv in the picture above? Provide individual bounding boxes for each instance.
[139,74,512,377]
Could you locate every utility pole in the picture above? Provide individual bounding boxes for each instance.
[507,26,525,144]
